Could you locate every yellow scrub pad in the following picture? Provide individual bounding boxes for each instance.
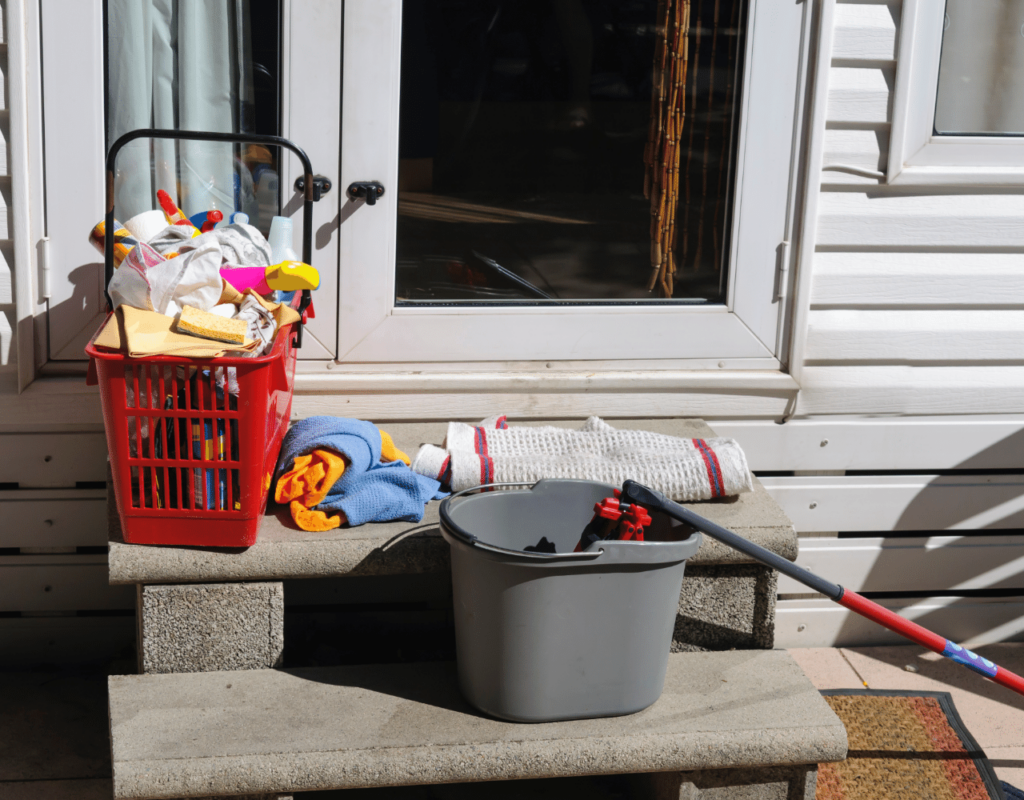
[176,305,248,345]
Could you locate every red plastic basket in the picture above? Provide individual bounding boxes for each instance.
[90,128,322,547]
[87,318,297,547]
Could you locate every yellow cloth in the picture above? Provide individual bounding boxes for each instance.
[379,430,411,465]
[275,429,409,532]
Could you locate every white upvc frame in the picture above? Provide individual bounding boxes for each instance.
[333,0,812,368]
[889,0,1024,186]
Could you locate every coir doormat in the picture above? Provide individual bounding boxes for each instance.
[817,690,1006,800]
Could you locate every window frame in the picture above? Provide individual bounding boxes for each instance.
[29,0,817,379]
[332,0,813,368]
[889,0,1024,186]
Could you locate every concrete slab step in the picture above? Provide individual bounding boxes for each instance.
[108,419,797,586]
[107,649,846,799]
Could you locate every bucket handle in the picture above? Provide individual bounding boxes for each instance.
[439,482,605,562]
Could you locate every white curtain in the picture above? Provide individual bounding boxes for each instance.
[936,0,1024,135]
[108,0,252,220]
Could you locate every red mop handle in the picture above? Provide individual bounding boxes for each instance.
[838,588,1024,696]
[621,479,1024,699]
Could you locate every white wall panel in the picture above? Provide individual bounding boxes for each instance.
[777,596,1024,649]
[818,191,1024,249]
[812,252,1024,307]
[0,433,107,486]
[826,67,893,124]
[0,617,134,666]
[716,417,1024,472]
[798,366,1024,415]
[805,310,1024,362]
[832,2,899,62]
[778,535,1024,594]
[0,555,134,611]
[762,474,1024,533]
[0,490,107,548]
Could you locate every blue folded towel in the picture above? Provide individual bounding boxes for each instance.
[277,416,447,526]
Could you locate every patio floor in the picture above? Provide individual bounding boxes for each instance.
[2,645,1022,798]
[790,644,1024,791]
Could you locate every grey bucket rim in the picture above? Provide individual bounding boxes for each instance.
[439,482,606,562]
[439,479,701,564]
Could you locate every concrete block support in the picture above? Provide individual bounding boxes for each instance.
[138,582,284,674]
[674,564,778,651]
[642,766,817,800]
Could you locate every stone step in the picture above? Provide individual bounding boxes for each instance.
[108,419,797,586]
[107,650,847,799]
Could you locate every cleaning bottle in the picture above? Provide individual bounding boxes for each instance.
[267,216,299,303]
[214,211,250,230]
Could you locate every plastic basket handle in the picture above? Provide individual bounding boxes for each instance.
[105,128,323,348]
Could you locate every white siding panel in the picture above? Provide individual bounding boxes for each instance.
[0,433,108,486]
[0,555,135,611]
[0,617,135,666]
[827,66,893,124]
[0,305,10,365]
[0,111,9,176]
[821,128,888,186]
[832,2,899,62]
[0,490,107,548]
[818,191,1024,248]
[760,475,1024,533]
[806,309,1024,362]
[0,240,12,304]
[777,596,1024,648]
[797,366,1024,415]
[777,535,1024,595]
[0,176,10,240]
[812,252,1024,307]
[716,417,1024,472]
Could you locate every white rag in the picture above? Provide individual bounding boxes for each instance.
[148,223,273,267]
[107,239,224,317]
[411,416,753,502]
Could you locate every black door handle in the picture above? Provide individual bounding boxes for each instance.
[347,181,385,206]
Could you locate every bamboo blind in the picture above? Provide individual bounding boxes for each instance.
[645,0,741,298]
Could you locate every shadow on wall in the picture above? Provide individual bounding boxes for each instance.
[832,427,1024,650]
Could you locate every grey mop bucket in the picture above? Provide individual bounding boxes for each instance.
[439,479,702,722]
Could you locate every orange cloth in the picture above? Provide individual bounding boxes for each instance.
[289,500,344,531]
[275,430,410,532]
[276,448,347,531]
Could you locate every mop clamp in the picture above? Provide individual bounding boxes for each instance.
[573,498,624,552]
[617,503,652,542]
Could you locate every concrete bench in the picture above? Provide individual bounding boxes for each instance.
[108,419,799,672]
[108,650,847,800]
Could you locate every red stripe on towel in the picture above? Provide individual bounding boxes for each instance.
[693,438,723,498]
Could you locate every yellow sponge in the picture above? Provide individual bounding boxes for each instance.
[176,305,248,345]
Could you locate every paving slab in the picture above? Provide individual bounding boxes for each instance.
[986,746,1024,792]
[0,671,111,782]
[841,644,1024,751]
[108,418,797,585]
[787,648,865,691]
[108,650,846,799]
[0,778,115,800]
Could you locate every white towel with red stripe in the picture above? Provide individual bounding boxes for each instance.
[410,416,753,501]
